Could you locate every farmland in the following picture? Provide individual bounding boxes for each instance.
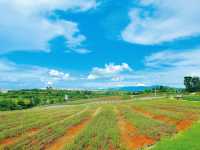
[0,97,200,150]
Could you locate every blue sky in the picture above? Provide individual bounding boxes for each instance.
[1,0,200,89]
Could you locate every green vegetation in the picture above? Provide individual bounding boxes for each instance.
[0,105,85,141]
[118,105,176,138]
[184,76,200,92]
[0,89,130,111]
[66,106,125,150]
[0,97,200,150]
[183,94,200,101]
[152,121,200,150]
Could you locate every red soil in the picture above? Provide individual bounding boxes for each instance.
[131,135,155,149]
[48,127,53,133]
[28,128,39,135]
[153,115,177,125]
[133,107,178,126]
[126,122,136,132]
[109,143,114,150]
[0,127,40,148]
[45,108,101,150]
[118,113,155,150]
[0,137,17,146]
[45,118,90,150]
[133,107,153,117]
[133,106,196,132]
[176,119,194,131]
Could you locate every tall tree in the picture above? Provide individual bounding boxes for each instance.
[184,76,200,92]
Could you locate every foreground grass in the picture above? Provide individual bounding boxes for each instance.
[0,106,85,141]
[66,105,126,150]
[1,98,200,150]
[152,121,200,150]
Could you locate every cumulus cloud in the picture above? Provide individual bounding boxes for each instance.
[0,0,98,53]
[49,69,70,80]
[121,0,200,45]
[87,63,132,80]
[89,49,200,88]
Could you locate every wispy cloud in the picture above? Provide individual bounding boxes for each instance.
[137,48,200,87]
[0,0,98,53]
[145,49,200,68]
[121,0,200,45]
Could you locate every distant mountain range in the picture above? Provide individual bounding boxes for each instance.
[110,86,157,92]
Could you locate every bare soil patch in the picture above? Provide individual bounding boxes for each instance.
[176,119,194,131]
[0,136,18,146]
[117,112,155,150]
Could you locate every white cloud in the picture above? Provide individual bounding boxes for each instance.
[145,49,200,68]
[121,0,200,45]
[49,69,64,77]
[49,69,70,81]
[83,81,147,88]
[85,49,200,88]
[2,50,200,89]
[0,59,73,88]
[138,48,200,87]
[47,81,53,86]
[0,0,98,53]
[72,48,91,54]
[87,63,132,80]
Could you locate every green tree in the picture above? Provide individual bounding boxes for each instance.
[184,76,200,92]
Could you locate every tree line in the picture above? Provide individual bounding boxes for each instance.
[184,76,200,92]
[0,89,128,111]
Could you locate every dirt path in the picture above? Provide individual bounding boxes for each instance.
[44,107,101,150]
[116,109,155,150]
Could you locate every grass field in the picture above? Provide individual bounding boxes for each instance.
[0,97,200,150]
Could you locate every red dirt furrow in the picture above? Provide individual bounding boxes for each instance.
[0,110,85,148]
[44,118,90,150]
[133,107,153,117]
[0,127,39,148]
[176,119,194,131]
[133,107,176,125]
[44,107,101,150]
[117,112,155,150]
[132,107,196,132]
[0,136,18,146]
[152,115,177,125]
[131,135,155,149]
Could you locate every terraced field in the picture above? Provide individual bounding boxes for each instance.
[1,98,200,150]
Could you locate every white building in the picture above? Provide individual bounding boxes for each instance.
[64,95,69,101]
